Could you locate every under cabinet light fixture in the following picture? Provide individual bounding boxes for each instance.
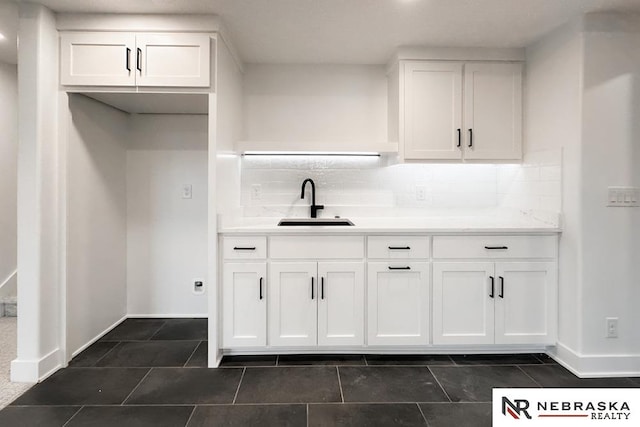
[242,151,380,157]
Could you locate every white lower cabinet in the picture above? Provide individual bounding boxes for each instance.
[433,261,557,345]
[222,262,267,347]
[269,261,365,347]
[367,262,430,345]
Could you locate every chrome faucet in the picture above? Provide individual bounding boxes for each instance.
[301,178,324,218]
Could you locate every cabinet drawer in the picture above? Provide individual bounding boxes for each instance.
[223,237,267,260]
[270,236,364,259]
[367,236,430,259]
[432,235,557,259]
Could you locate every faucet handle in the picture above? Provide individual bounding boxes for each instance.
[311,204,324,218]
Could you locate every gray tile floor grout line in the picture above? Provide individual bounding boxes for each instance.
[416,402,431,427]
[427,366,453,403]
[120,368,154,405]
[183,341,203,368]
[306,403,309,427]
[183,405,197,427]
[516,365,544,388]
[147,320,170,340]
[232,367,246,405]
[336,366,345,404]
[60,405,84,427]
[89,341,122,367]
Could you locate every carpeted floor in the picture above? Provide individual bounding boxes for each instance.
[0,317,32,409]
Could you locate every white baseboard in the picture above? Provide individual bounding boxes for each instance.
[127,314,208,318]
[550,342,640,378]
[11,348,62,383]
[70,315,127,359]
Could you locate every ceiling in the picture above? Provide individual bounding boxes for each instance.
[1,0,640,65]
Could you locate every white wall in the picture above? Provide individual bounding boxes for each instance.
[67,95,128,356]
[0,63,18,297]
[525,12,640,376]
[216,38,243,218]
[243,64,387,145]
[127,114,208,316]
[525,22,583,353]
[580,20,640,357]
[14,3,61,382]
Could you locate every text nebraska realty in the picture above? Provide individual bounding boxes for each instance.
[504,397,631,420]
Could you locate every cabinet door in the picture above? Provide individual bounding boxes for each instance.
[222,263,267,347]
[494,262,557,345]
[463,63,522,160]
[60,32,135,86]
[433,262,495,345]
[269,262,317,347]
[135,34,210,87]
[317,262,365,346]
[403,62,463,160]
[367,262,430,346]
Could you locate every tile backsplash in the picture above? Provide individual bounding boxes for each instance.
[240,149,561,218]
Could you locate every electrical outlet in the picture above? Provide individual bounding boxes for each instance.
[416,185,427,201]
[606,317,618,338]
[182,184,192,199]
[251,184,262,200]
[193,279,205,295]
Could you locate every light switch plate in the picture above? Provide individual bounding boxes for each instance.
[182,184,192,199]
[607,187,639,207]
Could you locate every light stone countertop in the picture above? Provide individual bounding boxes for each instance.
[218,212,561,235]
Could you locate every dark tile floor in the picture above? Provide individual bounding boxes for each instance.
[1,318,638,427]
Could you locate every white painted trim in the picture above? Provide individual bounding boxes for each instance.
[389,46,525,66]
[56,13,221,32]
[70,315,127,358]
[222,345,548,355]
[127,314,208,319]
[0,270,17,291]
[216,23,244,74]
[11,348,62,383]
[58,91,69,368]
[550,342,640,378]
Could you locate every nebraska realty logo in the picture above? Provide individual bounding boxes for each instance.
[493,389,640,426]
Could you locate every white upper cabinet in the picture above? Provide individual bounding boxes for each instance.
[403,62,463,160]
[61,32,136,86]
[463,63,522,160]
[136,34,211,87]
[395,60,522,161]
[60,32,210,88]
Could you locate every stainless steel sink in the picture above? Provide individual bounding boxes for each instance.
[277,218,355,226]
